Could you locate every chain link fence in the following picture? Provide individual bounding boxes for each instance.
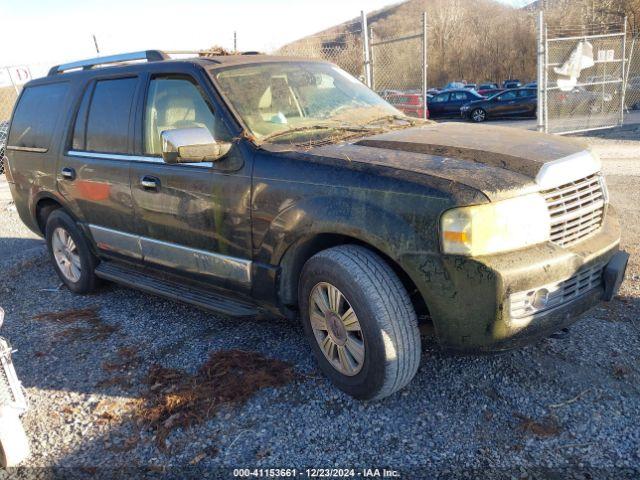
[540,17,627,135]
[370,30,424,94]
[625,34,640,114]
[277,25,366,81]
[278,12,428,119]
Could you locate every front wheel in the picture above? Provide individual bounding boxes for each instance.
[471,108,487,122]
[299,246,421,400]
[0,407,30,468]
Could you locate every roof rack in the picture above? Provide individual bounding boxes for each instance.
[48,50,169,76]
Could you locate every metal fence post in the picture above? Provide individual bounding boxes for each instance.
[621,17,628,124]
[361,11,372,88]
[369,26,375,91]
[422,12,428,120]
[6,67,19,96]
[537,10,545,132]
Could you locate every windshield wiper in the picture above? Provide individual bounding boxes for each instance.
[362,114,414,126]
[260,124,369,143]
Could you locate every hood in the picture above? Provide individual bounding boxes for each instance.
[301,123,589,202]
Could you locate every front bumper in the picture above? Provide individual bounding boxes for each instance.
[402,206,626,352]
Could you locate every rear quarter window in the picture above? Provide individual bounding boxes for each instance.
[8,82,69,151]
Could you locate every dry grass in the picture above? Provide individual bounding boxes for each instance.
[33,307,117,342]
[137,349,298,449]
[514,413,562,437]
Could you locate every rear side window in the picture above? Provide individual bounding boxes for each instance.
[74,77,138,154]
[8,83,69,151]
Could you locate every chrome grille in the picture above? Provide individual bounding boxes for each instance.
[510,263,604,320]
[542,173,606,247]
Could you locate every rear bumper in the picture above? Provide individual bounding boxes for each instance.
[402,206,625,352]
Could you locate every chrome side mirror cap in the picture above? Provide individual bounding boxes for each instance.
[161,127,232,164]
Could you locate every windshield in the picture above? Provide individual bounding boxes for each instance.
[213,62,405,143]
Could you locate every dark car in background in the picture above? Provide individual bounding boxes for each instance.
[503,80,522,89]
[626,76,640,110]
[386,93,429,118]
[428,89,484,118]
[461,88,537,122]
[478,83,501,96]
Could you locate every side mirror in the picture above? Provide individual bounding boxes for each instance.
[161,127,232,164]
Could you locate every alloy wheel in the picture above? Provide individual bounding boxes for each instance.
[472,109,486,122]
[51,227,81,283]
[309,282,365,376]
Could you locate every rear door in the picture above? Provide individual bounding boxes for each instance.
[428,92,450,117]
[447,91,469,115]
[518,89,537,116]
[129,71,253,293]
[58,75,142,259]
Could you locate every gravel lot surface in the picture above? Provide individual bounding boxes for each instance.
[0,136,638,479]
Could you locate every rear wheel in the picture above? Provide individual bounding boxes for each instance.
[471,108,487,122]
[299,245,421,400]
[45,210,99,294]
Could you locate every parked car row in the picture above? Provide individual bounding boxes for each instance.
[380,86,538,122]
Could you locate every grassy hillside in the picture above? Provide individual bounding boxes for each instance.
[280,0,538,88]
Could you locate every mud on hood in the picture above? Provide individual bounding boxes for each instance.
[305,122,590,202]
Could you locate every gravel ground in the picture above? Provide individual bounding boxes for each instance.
[0,137,639,479]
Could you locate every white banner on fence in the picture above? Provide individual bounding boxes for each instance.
[0,66,32,88]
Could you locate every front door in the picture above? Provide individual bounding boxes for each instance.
[492,90,519,117]
[129,73,253,293]
[58,76,143,260]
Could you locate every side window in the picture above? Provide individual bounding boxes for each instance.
[75,77,138,154]
[451,92,468,101]
[432,93,449,103]
[144,77,230,156]
[498,91,517,101]
[8,83,69,151]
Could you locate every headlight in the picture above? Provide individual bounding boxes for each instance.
[441,194,551,256]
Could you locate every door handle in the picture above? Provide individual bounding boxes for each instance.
[140,175,160,191]
[60,167,76,180]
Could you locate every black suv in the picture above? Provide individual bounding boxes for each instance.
[4,51,628,400]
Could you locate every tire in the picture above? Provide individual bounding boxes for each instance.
[299,245,421,400]
[45,209,99,294]
[0,407,30,468]
[471,108,487,123]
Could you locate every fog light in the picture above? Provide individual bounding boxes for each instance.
[532,288,550,309]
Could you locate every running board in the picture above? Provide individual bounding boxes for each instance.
[95,262,259,318]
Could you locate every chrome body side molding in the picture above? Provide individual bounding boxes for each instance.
[88,225,251,288]
[67,150,213,167]
[89,225,142,260]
